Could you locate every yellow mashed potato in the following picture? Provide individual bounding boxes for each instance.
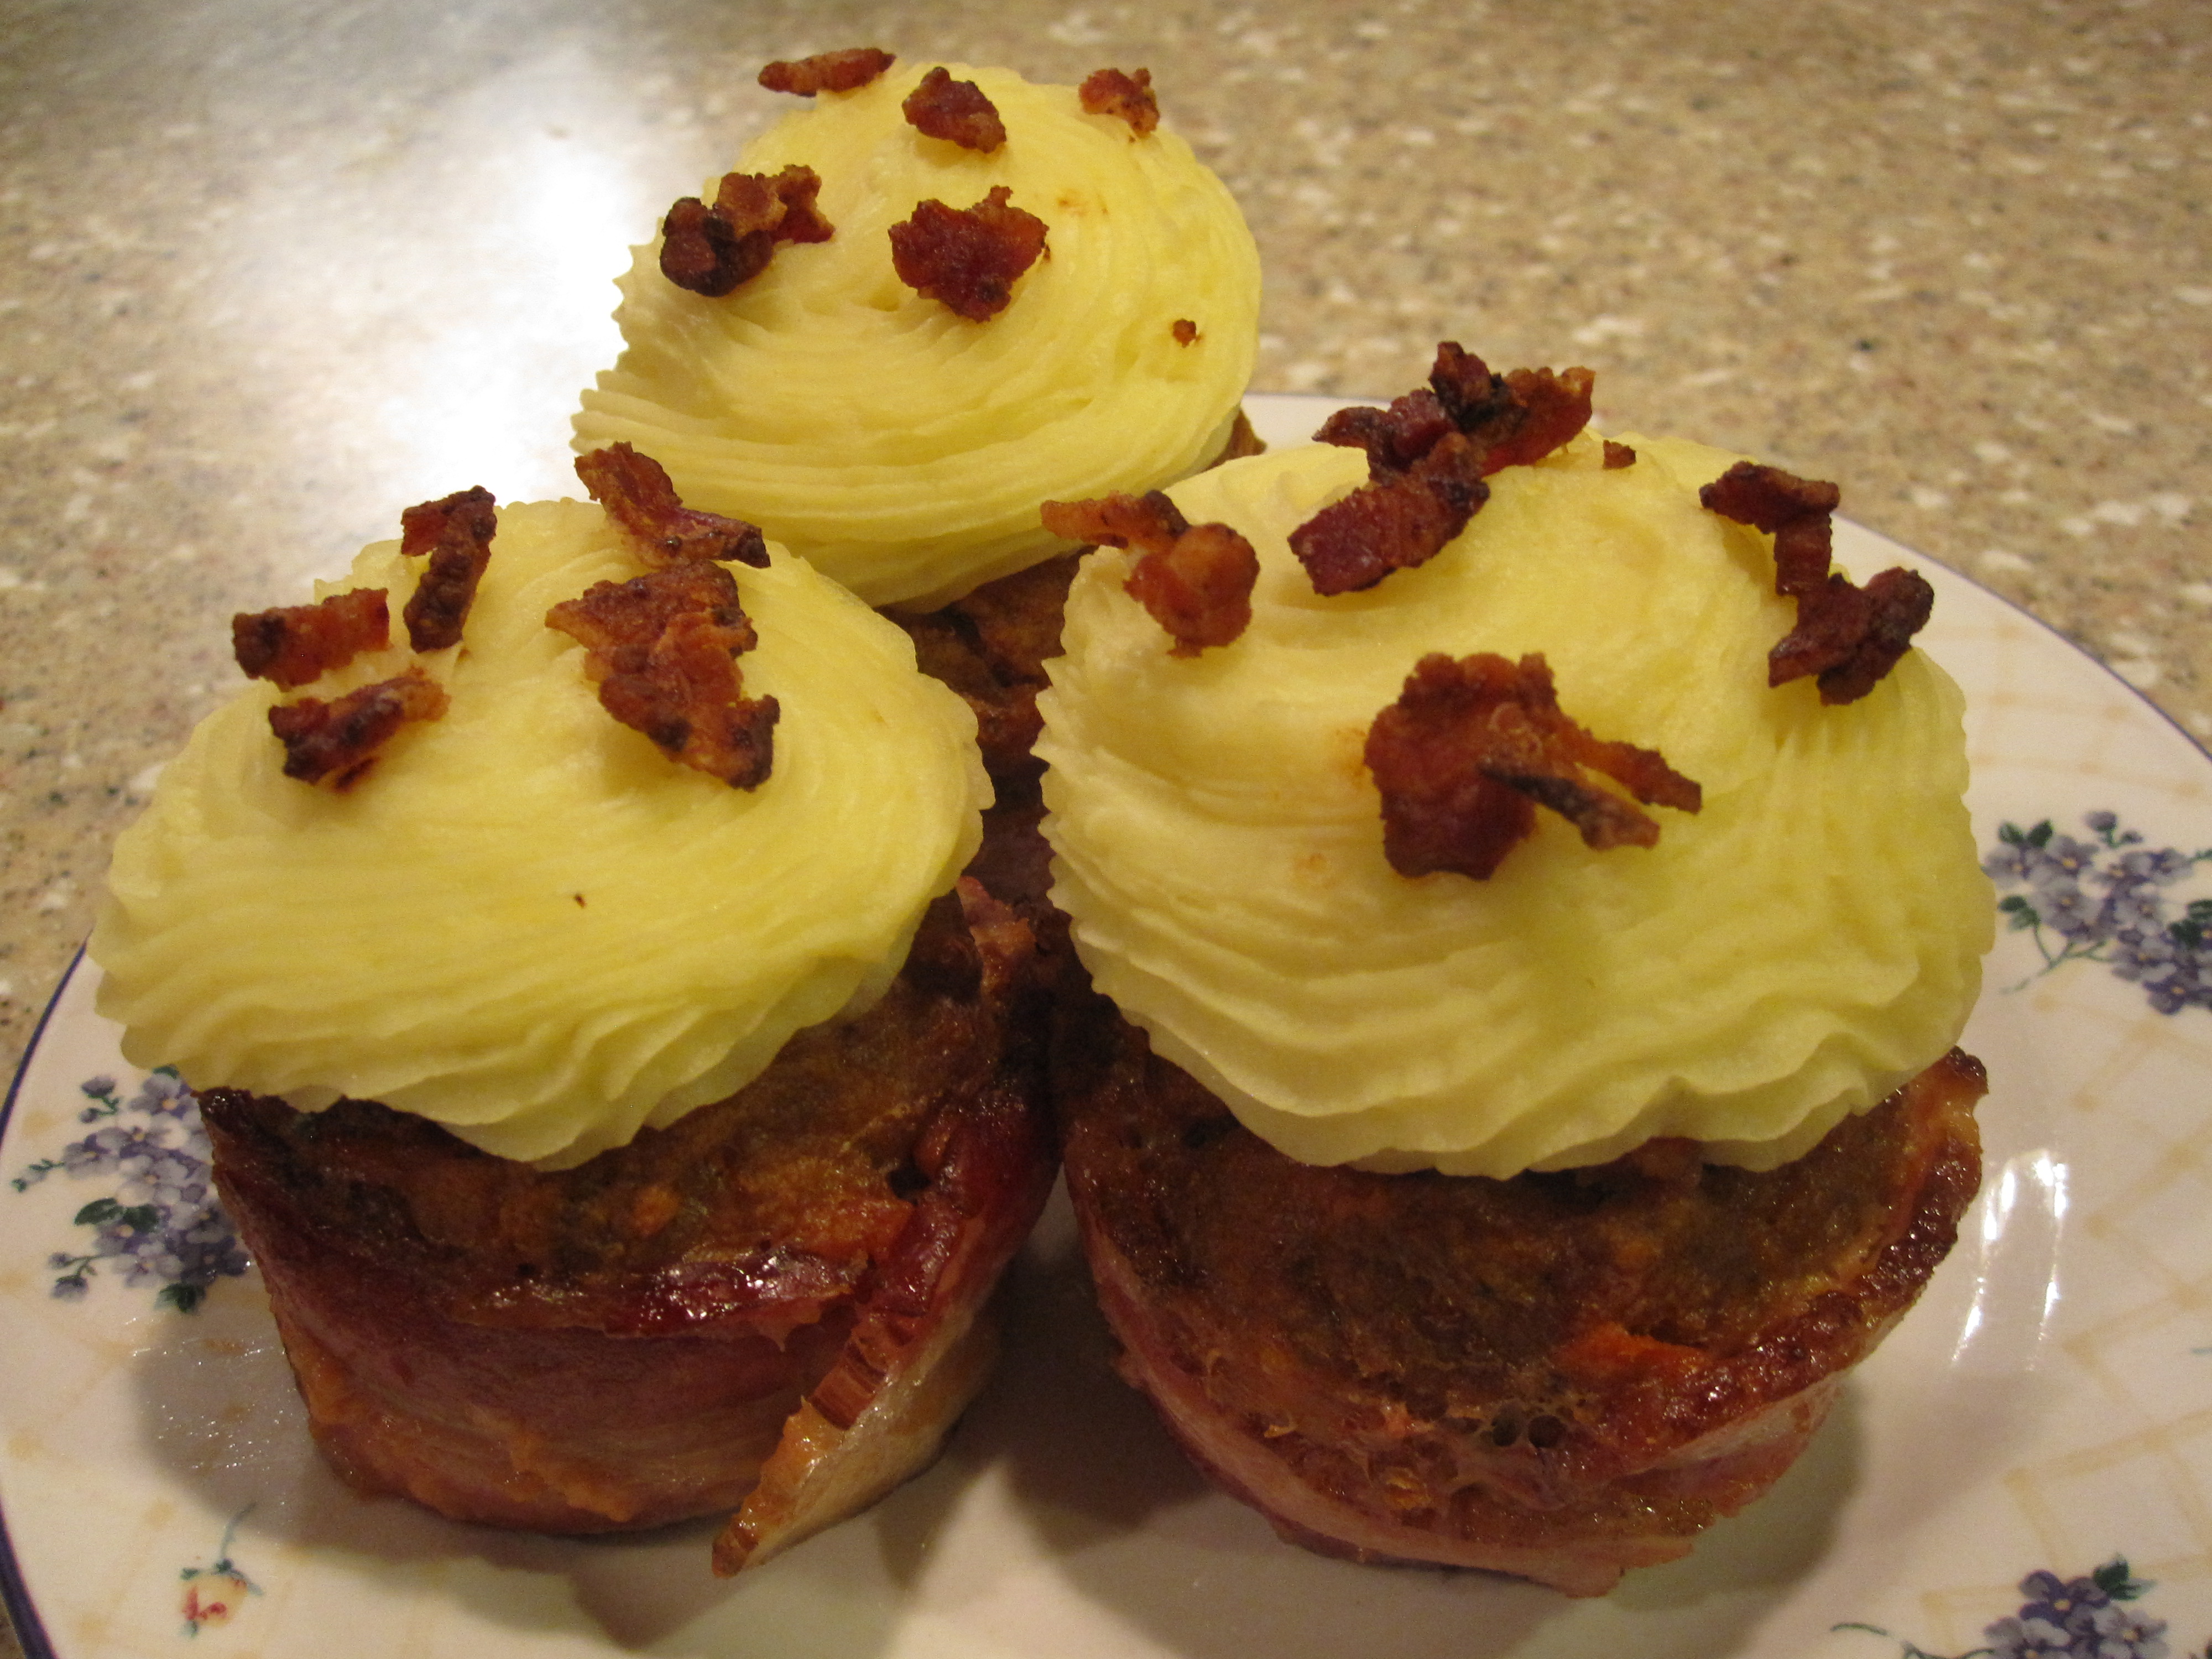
[1037,432,1992,1177]
[574,61,1260,610]
[92,499,988,1167]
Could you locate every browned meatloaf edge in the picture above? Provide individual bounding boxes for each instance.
[1053,983,1985,1595]
[202,879,1057,1547]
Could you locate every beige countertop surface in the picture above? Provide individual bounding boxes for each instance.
[2,1,2206,1652]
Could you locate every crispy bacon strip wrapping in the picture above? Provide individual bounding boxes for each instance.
[1699,461,1934,705]
[1291,343,1595,595]
[902,66,1006,152]
[1053,994,1987,1597]
[660,165,833,298]
[200,881,1056,1557]
[268,666,450,789]
[232,587,389,690]
[1364,652,1701,880]
[1042,491,1259,657]
[575,444,769,568]
[1080,66,1159,135]
[889,186,1048,321]
[758,48,895,95]
[546,562,778,789]
[398,486,497,652]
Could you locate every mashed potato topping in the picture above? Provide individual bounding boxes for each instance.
[574,62,1260,611]
[1037,433,1992,1177]
[93,499,988,1167]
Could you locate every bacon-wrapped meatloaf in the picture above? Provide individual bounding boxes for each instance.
[204,880,1051,1565]
[94,457,1051,1568]
[1057,992,1984,1595]
[576,55,1261,612]
[1033,348,1995,1589]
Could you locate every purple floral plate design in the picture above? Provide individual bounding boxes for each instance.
[1836,1559,2200,1659]
[1984,813,2212,1016]
[9,1067,248,1313]
[3,394,2210,1659]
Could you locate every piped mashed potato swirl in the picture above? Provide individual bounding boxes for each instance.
[573,61,1260,611]
[1037,433,1992,1177]
[92,499,988,1168]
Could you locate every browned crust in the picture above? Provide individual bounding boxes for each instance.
[891,554,1081,794]
[1053,987,1985,1590]
[202,884,1055,1535]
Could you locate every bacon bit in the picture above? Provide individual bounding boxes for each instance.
[1313,389,1457,474]
[546,562,779,788]
[1364,652,1701,880]
[902,67,1006,152]
[269,666,449,789]
[575,444,768,568]
[1291,431,1489,596]
[660,166,832,297]
[758,48,895,96]
[1172,317,1198,345]
[1081,66,1159,136]
[1292,342,1595,594]
[1041,491,1259,656]
[889,186,1048,321]
[232,588,389,690]
[1603,439,1638,469]
[1699,460,1934,704]
[398,486,497,652]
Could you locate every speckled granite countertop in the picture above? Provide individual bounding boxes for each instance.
[1,1,2205,1651]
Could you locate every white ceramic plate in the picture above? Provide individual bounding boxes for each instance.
[7,395,2211,1659]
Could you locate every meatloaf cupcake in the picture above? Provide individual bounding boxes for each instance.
[573,53,1261,614]
[1035,347,1995,1593]
[90,453,1055,1571]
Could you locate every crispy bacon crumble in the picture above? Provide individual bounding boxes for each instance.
[1699,460,1934,704]
[1042,491,1258,656]
[1603,440,1637,469]
[1364,652,1701,880]
[575,444,769,568]
[546,562,778,789]
[902,66,1006,152]
[268,667,450,789]
[758,48,895,95]
[1290,343,1595,595]
[1172,317,1198,345]
[889,186,1048,321]
[233,588,389,690]
[660,166,833,298]
[1080,67,1159,135]
[398,486,497,651]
